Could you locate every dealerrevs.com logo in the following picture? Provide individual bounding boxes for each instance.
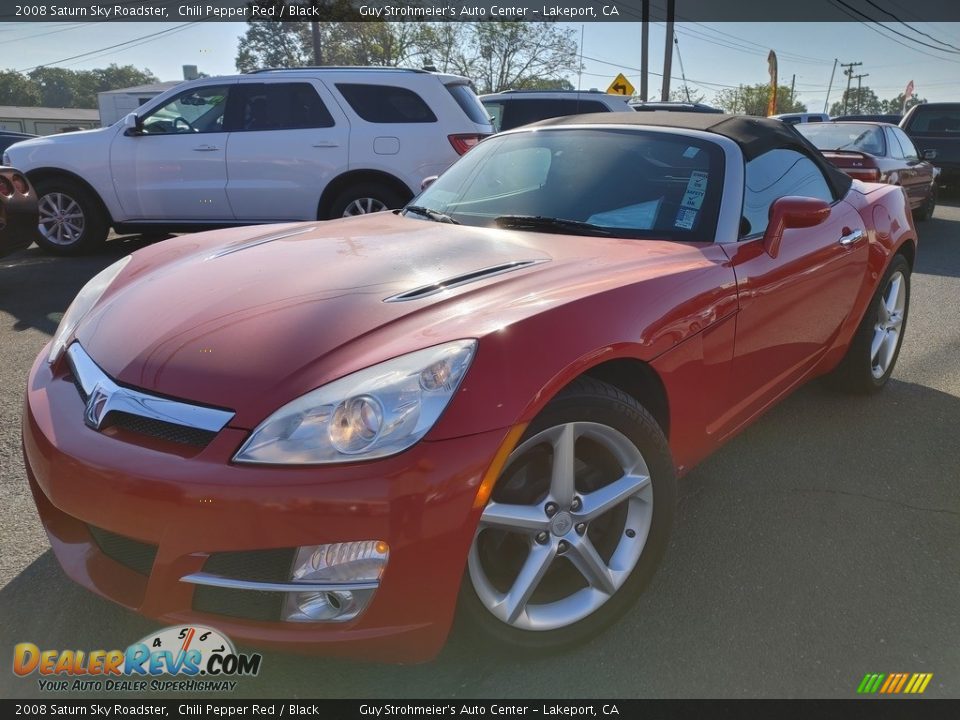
[13,625,262,693]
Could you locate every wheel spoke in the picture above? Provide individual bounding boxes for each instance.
[885,276,902,316]
[499,542,556,624]
[870,329,885,363]
[549,424,577,506]
[880,330,897,372]
[577,473,650,522]
[480,501,550,534]
[565,534,617,595]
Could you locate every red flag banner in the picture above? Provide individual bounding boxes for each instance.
[767,50,778,116]
[903,80,915,113]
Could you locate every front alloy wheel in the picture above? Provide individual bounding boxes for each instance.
[460,377,675,650]
[341,197,388,217]
[469,422,653,631]
[38,192,86,247]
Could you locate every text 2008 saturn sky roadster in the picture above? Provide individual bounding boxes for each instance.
[23,113,915,661]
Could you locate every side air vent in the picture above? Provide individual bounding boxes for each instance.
[384,259,547,303]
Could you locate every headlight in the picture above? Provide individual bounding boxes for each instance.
[48,256,131,364]
[1,152,10,166]
[233,339,476,465]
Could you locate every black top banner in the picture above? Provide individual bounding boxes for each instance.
[2,699,959,720]
[3,0,960,23]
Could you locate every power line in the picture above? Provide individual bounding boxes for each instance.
[860,0,960,53]
[16,23,201,73]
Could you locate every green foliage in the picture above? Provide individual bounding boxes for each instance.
[0,64,157,109]
[713,83,806,116]
[235,16,580,94]
[669,84,706,104]
[0,70,40,106]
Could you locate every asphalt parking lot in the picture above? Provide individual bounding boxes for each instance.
[1,206,958,700]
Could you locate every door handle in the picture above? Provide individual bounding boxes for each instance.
[311,142,339,148]
[193,145,220,151]
[839,229,865,247]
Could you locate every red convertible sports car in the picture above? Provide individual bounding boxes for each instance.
[22,114,915,662]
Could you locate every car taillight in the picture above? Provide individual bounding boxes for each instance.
[448,134,485,155]
[0,176,13,197]
[10,173,29,195]
[846,168,881,182]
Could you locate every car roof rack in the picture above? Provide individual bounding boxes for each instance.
[246,66,430,74]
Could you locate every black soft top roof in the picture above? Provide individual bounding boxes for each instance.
[528,111,853,198]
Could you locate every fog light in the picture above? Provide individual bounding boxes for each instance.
[282,541,388,623]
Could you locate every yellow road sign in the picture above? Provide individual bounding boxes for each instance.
[607,73,635,96]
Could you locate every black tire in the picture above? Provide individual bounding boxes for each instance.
[825,254,911,394]
[33,176,109,255]
[457,376,676,652]
[325,182,406,220]
[913,185,937,222]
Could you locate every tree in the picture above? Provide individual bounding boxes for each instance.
[829,86,883,116]
[713,84,806,116]
[11,65,157,108]
[881,92,926,115]
[235,18,581,94]
[466,22,579,93]
[670,84,706,104]
[0,70,40,106]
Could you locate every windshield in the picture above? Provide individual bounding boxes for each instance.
[410,128,725,242]
[796,123,886,155]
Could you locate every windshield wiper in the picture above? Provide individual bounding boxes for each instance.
[494,215,616,237]
[405,205,460,224]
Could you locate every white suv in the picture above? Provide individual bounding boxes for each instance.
[480,90,633,133]
[3,67,492,254]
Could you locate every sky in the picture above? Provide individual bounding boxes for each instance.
[2,21,959,110]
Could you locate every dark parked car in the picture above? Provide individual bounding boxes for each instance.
[796,122,938,221]
[0,131,37,154]
[834,114,902,124]
[630,101,723,113]
[900,103,960,184]
[0,166,39,258]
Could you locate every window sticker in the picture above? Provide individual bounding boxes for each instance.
[588,198,663,230]
[682,146,700,159]
[674,207,698,230]
[681,170,709,210]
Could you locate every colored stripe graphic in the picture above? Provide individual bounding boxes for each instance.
[857,672,933,694]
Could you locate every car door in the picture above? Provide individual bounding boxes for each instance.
[720,148,870,429]
[109,81,237,221]
[225,80,350,221]
[889,126,933,208]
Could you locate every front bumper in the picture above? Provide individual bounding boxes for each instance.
[22,350,507,662]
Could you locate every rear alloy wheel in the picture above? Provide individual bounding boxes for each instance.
[460,377,675,650]
[33,177,108,255]
[826,254,911,393]
[326,182,405,220]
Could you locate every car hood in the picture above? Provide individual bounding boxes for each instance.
[74,213,712,428]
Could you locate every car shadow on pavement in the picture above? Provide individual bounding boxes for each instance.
[0,236,160,336]
[1,378,957,699]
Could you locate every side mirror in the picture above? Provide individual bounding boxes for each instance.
[763,196,832,258]
[122,113,142,136]
[922,149,937,161]
[421,175,439,191]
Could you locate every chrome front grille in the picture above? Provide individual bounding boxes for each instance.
[65,343,234,448]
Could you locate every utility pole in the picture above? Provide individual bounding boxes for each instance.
[853,73,869,113]
[640,0,649,101]
[790,74,796,107]
[840,61,862,115]
[823,59,838,114]
[661,0,675,102]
